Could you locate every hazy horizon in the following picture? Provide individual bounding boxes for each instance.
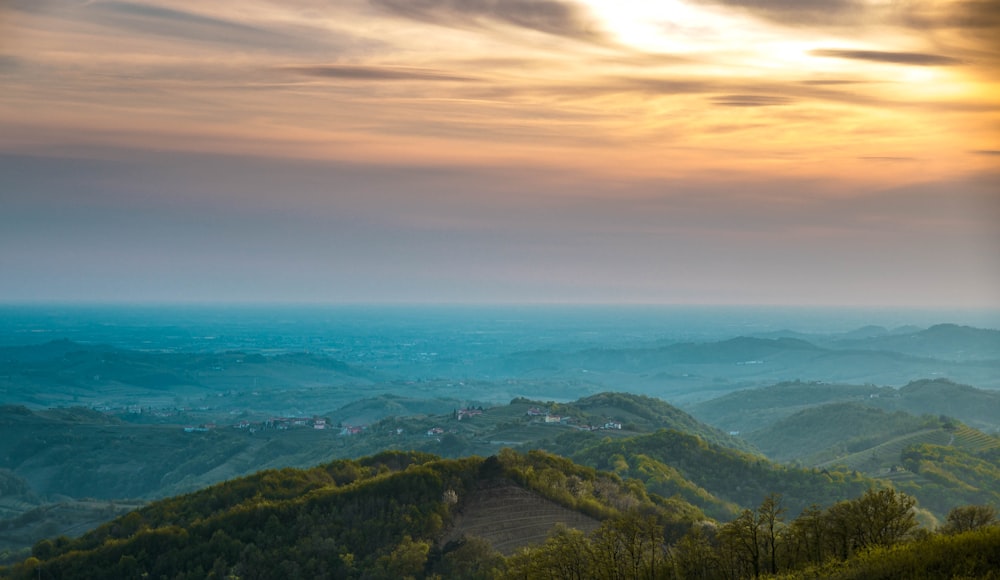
[3,303,999,354]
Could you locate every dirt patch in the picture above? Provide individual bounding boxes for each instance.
[443,482,600,555]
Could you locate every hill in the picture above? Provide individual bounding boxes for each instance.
[0,450,702,579]
[0,340,382,411]
[6,449,998,580]
[694,389,1000,519]
[833,323,1000,361]
[688,378,1000,434]
[7,386,996,559]
[4,330,998,422]
[686,380,890,433]
[530,392,758,453]
[556,429,875,519]
[744,403,933,463]
[325,394,470,427]
[882,379,1000,432]
[0,391,748,556]
[493,334,1000,400]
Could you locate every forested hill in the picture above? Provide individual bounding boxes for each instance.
[4,449,999,580]
[556,429,875,519]
[0,450,703,579]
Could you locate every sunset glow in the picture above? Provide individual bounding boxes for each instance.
[1,0,997,306]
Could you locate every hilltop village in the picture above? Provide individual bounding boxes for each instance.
[172,404,628,440]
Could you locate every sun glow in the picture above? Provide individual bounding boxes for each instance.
[583,0,738,53]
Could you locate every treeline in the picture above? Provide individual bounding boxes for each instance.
[508,490,998,579]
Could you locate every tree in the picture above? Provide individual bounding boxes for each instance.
[785,504,826,567]
[757,493,786,575]
[719,508,762,578]
[852,488,918,550]
[504,524,591,580]
[670,524,719,580]
[589,512,665,580]
[375,535,431,580]
[433,536,504,580]
[824,487,918,559]
[943,504,997,534]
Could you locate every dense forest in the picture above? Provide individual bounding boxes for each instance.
[3,449,997,579]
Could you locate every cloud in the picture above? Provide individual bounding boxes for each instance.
[71,1,343,53]
[536,76,888,109]
[98,2,261,33]
[696,0,1000,43]
[858,156,918,162]
[810,49,961,66]
[899,0,1000,32]
[90,2,284,46]
[0,55,23,73]
[711,94,793,107]
[5,0,56,14]
[798,79,870,85]
[285,65,478,82]
[690,0,866,26]
[368,0,606,42]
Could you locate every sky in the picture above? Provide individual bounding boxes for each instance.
[1,0,998,306]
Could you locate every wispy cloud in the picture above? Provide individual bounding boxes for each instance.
[0,55,23,73]
[858,156,918,162]
[711,94,793,107]
[369,0,606,42]
[690,0,867,26]
[899,0,1000,32]
[79,2,255,40]
[8,1,360,55]
[798,79,871,86]
[285,65,478,82]
[695,0,1000,47]
[810,49,961,66]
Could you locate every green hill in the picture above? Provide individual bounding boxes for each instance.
[0,450,701,579]
[6,448,997,580]
[1,396,568,506]
[745,402,933,463]
[559,429,875,519]
[876,379,1000,432]
[5,389,996,563]
[689,378,1000,435]
[687,380,894,434]
[537,392,758,453]
[810,424,1000,517]
[1,392,732,557]
[326,394,470,427]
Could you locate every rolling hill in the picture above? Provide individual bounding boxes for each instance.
[832,324,1000,361]
[688,378,1000,434]
[5,448,998,580]
[744,402,933,463]
[0,450,701,579]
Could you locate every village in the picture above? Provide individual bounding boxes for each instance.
[89,399,630,444]
[424,405,625,439]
